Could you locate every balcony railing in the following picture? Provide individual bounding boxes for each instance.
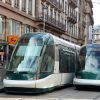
[67,13,77,24]
[38,14,66,31]
[47,0,64,11]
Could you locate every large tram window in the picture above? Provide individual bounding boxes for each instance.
[40,45,55,73]
[59,48,75,73]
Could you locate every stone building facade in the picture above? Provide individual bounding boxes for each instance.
[0,0,94,45]
[77,0,94,45]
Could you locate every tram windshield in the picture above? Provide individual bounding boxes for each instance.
[9,37,43,72]
[8,33,54,74]
[79,44,100,72]
[85,44,100,72]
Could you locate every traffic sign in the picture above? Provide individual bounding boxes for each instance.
[7,35,19,44]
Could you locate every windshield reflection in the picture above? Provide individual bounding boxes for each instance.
[85,45,100,72]
[9,37,43,72]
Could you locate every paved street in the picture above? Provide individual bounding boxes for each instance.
[0,87,100,100]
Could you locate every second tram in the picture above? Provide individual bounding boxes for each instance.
[4,32,80,93]
[74,43,100,89]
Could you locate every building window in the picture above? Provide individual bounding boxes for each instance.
[65,2,67,15]
[22,0,26,11]
[54,11,56,20]
[62,0,64,11]
[0,15,5,34]
[9,19,21,36]
[5,0,11,4]
[25,25,35,33]
[14,0,19,8]
[28,0,32,15]
[58,13,60,22]
[50,8,53,19]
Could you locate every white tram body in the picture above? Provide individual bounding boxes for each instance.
[3,32,80,93]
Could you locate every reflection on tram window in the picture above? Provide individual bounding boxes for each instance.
[85,47,100,70]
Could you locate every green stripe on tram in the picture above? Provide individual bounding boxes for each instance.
[76,71,100,80]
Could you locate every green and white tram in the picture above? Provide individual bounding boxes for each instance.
[3,32,80,93]
[74,43,100,89]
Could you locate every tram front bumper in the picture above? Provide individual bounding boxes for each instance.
[3,79,36,88]
[3,79,42,93]
[73,78,100,86]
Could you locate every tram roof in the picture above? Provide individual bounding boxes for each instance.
[24,32,80,49]
[50,34,80,49]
